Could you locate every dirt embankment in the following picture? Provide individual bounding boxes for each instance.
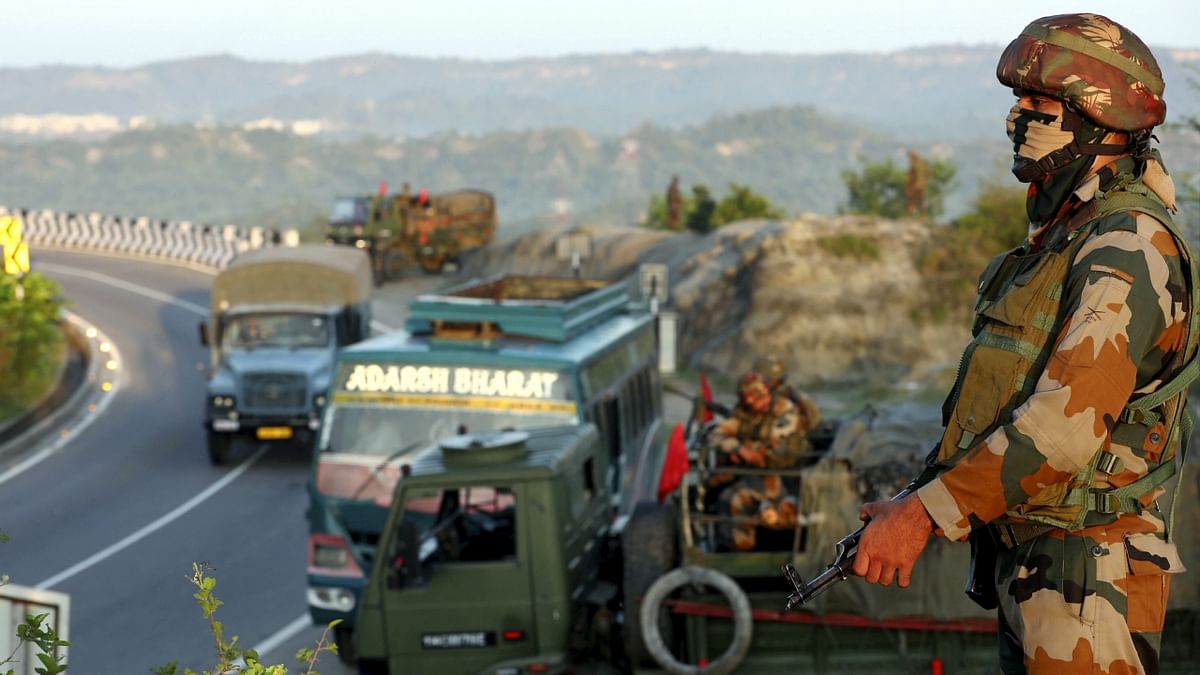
[465,217,971,388]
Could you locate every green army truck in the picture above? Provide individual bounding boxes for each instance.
[326,189,497,282]
[201,245,373,464]
[355,426,621,675]
[352,408,1018,675]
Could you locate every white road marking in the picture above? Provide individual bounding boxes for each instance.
[251,612,315,659]
[36,444,270,589]
[37,262,209,316]
[0,313,122,487]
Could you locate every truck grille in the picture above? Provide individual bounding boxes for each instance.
[242,373,306,411]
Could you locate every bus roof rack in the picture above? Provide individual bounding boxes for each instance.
[406,274,631,343]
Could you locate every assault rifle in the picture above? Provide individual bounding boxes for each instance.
[782,463,939,610]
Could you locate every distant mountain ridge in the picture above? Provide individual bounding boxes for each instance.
[3,47,1198,141]
[2,103,1195,236]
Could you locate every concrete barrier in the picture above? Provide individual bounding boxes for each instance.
[0,205,299,271]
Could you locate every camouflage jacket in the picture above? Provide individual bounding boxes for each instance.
[918,174,1192,549]
[711,395,807,468]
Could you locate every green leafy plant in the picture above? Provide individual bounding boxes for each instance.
[839,155,956,221]
[816,234,881,261]
[1,532,70,675]
[642,181,783,233]
[0,273,66,424]
[151,563,339,675]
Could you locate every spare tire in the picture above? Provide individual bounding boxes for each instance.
[622,499,679,666]
[640,566,753,675]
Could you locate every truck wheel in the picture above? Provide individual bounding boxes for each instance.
[641,566,753,675]
[207,432,232,466]
[622,499,679,667]
[335,624,356,666]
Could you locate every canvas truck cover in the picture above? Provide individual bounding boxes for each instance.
[212,245,373,315]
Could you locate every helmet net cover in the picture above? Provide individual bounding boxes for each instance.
[996,13,1165,132]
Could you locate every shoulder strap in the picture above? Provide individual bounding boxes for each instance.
[1091,187,1199,541]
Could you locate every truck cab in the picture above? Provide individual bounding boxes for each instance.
[202,245,373,464]
[355,425,618,675]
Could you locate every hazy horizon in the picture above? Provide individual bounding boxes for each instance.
[8,0,1198,68]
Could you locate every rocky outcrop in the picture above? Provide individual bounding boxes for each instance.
[465,216,971,387]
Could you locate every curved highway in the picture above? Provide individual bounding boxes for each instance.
[0,250,370,673]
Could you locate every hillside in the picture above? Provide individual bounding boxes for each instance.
[2,47,1197,141]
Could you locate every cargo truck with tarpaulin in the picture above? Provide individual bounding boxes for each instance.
[326,188,497,281]
[305,275,667,660]
[201,245,372,464]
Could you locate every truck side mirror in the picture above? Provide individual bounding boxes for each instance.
[198,321,209,347]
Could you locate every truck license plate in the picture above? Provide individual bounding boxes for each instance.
[256,426,294,440]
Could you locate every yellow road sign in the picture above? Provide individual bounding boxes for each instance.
[0,215,30,275]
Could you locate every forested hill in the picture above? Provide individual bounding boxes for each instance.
[0,104,1006,234]
[3,46,1197,140]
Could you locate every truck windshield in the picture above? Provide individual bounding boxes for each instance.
[396,486,517,566]
[330,197,367,225]
[221,313,330,351]
[322,405,576,456]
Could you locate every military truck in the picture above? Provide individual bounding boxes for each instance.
[355,426,621,675]
[200,245,373,465]
[306,274,666,660]
[326,189,497,282]
[352,405,1018,674]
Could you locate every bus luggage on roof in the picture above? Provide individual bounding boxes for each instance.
[406,274,631,342]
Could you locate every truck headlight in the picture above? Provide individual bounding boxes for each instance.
[211,395,235,408]
[314,394,327,409]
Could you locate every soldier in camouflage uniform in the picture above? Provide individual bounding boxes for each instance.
[853,14,1194,674]
[710,371,809,550]
[753,354,822,433]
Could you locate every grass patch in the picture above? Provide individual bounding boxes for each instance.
[0,327,65,427]
[816,234,881,261]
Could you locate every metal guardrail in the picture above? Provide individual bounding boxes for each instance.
[0,205,299,270]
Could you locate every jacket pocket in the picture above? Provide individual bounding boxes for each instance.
[1123,532,1185,633]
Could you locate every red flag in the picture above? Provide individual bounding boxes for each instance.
[378,180,389,196]
[699,372,714,423]
[658,422,689,503]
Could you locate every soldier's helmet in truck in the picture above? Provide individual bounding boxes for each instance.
[201,245,373,465]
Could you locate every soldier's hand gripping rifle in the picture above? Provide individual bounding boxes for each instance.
[782,464,938,610]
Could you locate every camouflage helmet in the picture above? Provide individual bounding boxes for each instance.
[737,371,771,403]
[752,355,786,387]
[997,13,1165,131]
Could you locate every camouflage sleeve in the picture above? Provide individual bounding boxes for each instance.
[711,417,743,454]
[918,218,1184,540]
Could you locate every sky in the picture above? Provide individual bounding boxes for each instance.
[5,0,1199,68]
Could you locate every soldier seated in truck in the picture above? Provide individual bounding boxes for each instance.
[707,371,812,551]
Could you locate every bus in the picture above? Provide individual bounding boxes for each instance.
[305,274,667,655]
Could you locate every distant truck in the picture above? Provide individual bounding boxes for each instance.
[325,189,497,282]
[200,245,373,465]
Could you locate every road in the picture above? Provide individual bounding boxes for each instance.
[2,250,693,673]
[0,250,397,673]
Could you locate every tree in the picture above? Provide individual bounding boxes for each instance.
[641,181,782,233]
[840,155,956,221]
[711,183,785,226]
[686,185,716,234]
[955,179,1028,251]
